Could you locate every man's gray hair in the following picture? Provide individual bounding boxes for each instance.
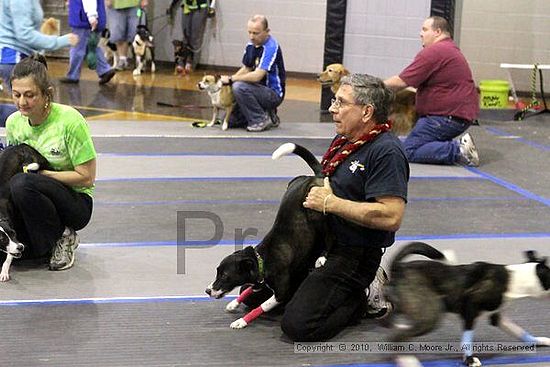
[340,74,394,124]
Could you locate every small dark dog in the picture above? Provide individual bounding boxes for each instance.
[172,40,192,75]
[205,143,333,329]
[385,241,550,367]
[132,25,155,76]
[0,144,50,281]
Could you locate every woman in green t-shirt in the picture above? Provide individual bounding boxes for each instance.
[5,55,97,271]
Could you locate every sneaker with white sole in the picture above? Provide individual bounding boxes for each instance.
[246,119,273,132]
[364,266,393,319]
[458,132,480,167]
[49,227,79,271]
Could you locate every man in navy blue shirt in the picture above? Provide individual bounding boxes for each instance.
[281,74,409,341]
[221,14,285,132]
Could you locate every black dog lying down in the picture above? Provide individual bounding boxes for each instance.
[205,143,333,329]
[386,241,550,367]
[0,144,50,281]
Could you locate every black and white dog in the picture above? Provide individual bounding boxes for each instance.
[205,143,333,329]
[132,25,155,76]
[98,28,118,68]
[385,241,550,367]
[0,144,50,281]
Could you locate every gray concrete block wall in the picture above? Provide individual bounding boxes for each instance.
[461,0,550,93]
[343,0,430,78]
[151,0,327,74]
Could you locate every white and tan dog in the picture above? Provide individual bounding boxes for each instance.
[197,75,235,131]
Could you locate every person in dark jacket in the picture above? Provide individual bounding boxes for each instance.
[60,0,116,84]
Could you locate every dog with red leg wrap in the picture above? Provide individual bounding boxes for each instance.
[386,242,550,367]
[205,143,333,329]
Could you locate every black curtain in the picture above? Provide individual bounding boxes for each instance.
[320,0,347,113]
[430,0,456,37]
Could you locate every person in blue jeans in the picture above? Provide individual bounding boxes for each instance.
[220,14,285,132]
[385,16,480,166]
[60,0,116,85]
[0,0,78,125]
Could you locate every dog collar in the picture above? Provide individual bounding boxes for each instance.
[254,248,265,283]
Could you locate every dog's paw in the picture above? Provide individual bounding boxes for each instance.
[151,63,156,73]
[535,337,550,346]
[132,68,141,76]
[230,318,248,329]
[315,256,327,268]
[0,272,10,282]
[225,299,240,313]
[206,120,216,127]
[221,120,229,131]
[23,162,40,173]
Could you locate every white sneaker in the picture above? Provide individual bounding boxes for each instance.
[458,132,480,167]
[49,227,79,271]
[364,266,393,319]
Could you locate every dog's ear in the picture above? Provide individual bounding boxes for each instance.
[239,258,256,276]
[214,74,221,81]
[341,67,350,76]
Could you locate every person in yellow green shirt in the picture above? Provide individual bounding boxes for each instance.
[6,55,97,271]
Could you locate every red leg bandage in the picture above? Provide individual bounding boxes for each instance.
[236,286,254,303]
[243,306,264,324]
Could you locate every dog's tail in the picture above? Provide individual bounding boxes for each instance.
[272,143,323,177]
[390,241,446,271]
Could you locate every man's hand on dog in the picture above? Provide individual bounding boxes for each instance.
[303,177,333,213]
[220,75,232,85]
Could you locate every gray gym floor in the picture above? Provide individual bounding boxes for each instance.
[0,113,549,367]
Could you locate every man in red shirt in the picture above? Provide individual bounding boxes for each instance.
[385,16,480,166]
